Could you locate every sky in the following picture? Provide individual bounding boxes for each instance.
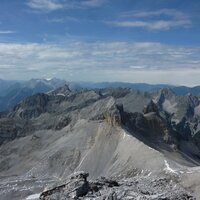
[0,0,200,85]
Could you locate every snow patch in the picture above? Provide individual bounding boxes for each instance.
[164,160,178,174]
[147,172,152,177]
[26,193,40,200]
[56,93,65,97]
[122,130,131,139]
[45,78,52,81]
[123,131,126,139]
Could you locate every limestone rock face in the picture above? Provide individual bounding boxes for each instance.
[104,104,123,127]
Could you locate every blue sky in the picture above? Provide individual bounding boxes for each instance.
[0,0,200,85]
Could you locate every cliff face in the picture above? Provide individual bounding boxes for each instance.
[103,99,176,144]
[104,104,123,127]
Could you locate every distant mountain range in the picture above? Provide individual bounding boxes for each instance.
[0,78,66,111]
[72,81,200,95]
[1,78,200,111]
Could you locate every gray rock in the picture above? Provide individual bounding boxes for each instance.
[39,172,195,200]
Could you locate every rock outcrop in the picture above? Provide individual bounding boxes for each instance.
[40,172,90,200]
[39,171,195,200]
[104,104,123,127]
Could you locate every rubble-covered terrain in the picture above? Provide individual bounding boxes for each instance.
[39,172,194,200]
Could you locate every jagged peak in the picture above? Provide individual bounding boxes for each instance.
[103,98,124,127]
[8,93,49,119]
[155,88,176,108]
[158,88,176,99]
[186,93,200,109]
[143,99,159,114]
[20,93,49,107]
[49,84,71,96]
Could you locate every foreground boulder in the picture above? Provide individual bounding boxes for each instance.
[40,172,90,199]
[39,171,195,200]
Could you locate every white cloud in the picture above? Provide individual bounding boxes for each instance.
[107,9,192,31]
[48,16,80,23]
[129,65,146,69]
[27,0,64,12]
[110,19,191,30]
[0,30,15,34]
[27,0,107,12]
[81,0,107,7]
[121,9,186,19]
[0,41,200,85]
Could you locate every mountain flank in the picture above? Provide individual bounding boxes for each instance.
[0,85,200,199]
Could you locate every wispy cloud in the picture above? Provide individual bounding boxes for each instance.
[0,30,15,34]
[107,9,192,31]
[0,41,200,85]
[27,0,64,12]
[48,16,80,23]
[26,0,107,12]
[121,9,185,19]
[81,0,107,8]
[110,19,191,30]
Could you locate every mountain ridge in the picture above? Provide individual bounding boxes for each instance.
[1,83,200,199]
[2,78,200,112]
